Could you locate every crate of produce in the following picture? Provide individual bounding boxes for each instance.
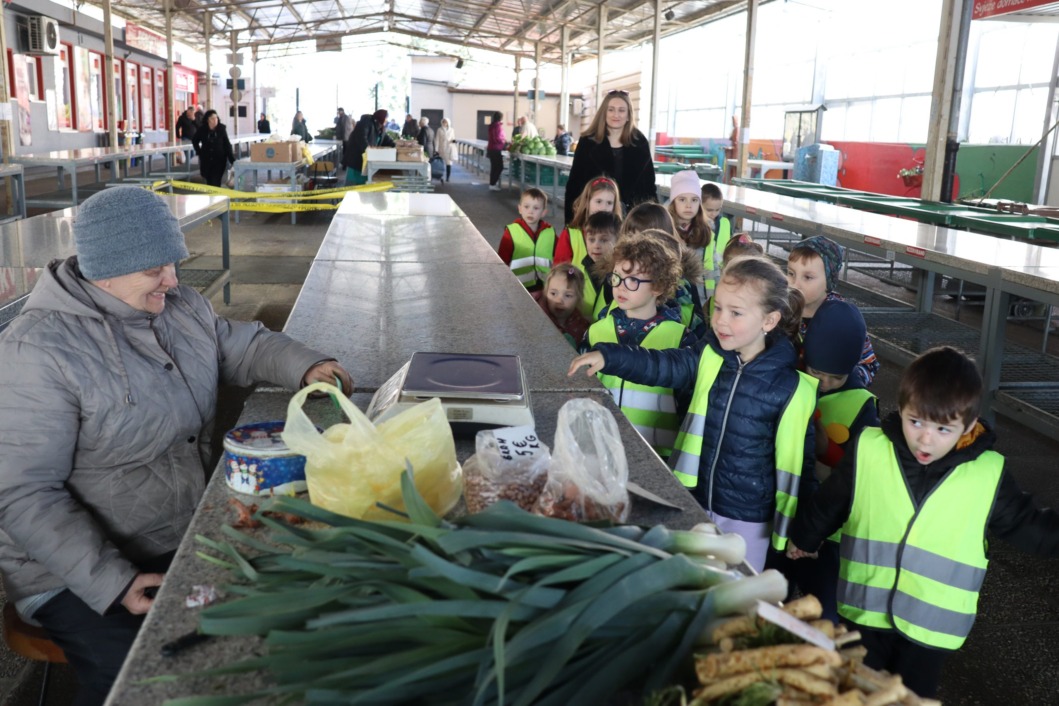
[396,146,425,162]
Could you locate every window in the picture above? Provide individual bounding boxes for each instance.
[126,62,139,130]
[113,59,125,126]
[140,65,153,130]
[56,44,75,129]
[88,51,106,130]
[155,69,167,130]
[6,51,43,101]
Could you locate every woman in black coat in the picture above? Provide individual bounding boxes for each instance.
[563,90,656,223]
[191,109,236,187]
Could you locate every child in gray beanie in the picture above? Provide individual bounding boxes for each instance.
[786,235,880,387]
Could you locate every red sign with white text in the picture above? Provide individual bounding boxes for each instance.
[973,0,1057,20]
[906,246,926,258]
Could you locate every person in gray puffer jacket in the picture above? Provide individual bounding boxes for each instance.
[0,186,353,706]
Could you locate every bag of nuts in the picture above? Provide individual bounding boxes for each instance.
[535,398,630,523]
[463,426,550,514]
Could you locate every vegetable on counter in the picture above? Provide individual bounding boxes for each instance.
[160,468,786,706]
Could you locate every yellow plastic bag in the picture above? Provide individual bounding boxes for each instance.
[282,382,462,520]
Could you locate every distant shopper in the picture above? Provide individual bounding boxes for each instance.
[175,107,197,143]
[291,111,313,143]
[486,111,506,191]
[335,108,353,142]
[416,116,435,158]
[520,117,539,139]
[193,104,204,128]
[192,109,235,187]
[402,114,419,139]
[435,118,456,182]
[257,113,271,134]
[344,110,395,185]
[512,117,523,138]
[554,124,572,155]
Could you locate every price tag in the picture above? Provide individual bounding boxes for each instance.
[755,600,835,650]
[491,426,545,463]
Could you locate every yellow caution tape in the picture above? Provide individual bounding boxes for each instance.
[152,180,394,212]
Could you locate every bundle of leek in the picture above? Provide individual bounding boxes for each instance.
[163,470,787,706]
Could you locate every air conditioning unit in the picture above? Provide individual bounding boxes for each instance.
[27,16,60,56]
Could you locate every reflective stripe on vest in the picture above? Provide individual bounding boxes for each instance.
[589,318,686,457]
[668,344,816,550]
[567,228,608,321]
[508,222,556,288]
[817,388,877,542]
[702,217,732,297]
[837,428,1004,650]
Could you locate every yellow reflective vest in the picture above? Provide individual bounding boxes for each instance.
[817,387,877,543]
[702,216,732,298]
[588,317,686,458]
[508,222,556,289]
[838,428,1004,650]
[669,344,817,550]
[566,227,608,321]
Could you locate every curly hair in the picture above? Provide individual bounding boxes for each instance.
[599,228,683,304]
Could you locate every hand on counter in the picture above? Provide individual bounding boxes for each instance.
[122,572,164,615]
[568,351,605,377]
[302,360,353,394]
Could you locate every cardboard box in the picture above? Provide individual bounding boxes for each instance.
[366,147,397,162]
[250,141,299,163]
[396,147,424,162]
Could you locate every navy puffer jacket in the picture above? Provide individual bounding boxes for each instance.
[595,331,815,522]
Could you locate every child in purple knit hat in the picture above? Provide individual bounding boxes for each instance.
[786,236,880,386]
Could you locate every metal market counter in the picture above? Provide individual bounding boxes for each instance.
[0,193,231,332]
[710,181,1059,437]
[104,191,713,704]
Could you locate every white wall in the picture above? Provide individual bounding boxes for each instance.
[447,92,561,142]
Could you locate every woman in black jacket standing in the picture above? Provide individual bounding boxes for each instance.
[563,90,656,223]
[192,109,236,187]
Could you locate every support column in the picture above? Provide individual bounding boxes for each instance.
[165,0,175,141]
[595,5,607,109]
[560,26,569,132]
[230,31,239,137]
[1034,31,1059,205]
[736,0,759,181]
[252,46,259,132]
[513,55,521,132]
[922,0,970,202]
[0,10,15,159]
[103,0,118,148]
[649,0,662,150]
[204,11,212,110]
[533,42,541,129]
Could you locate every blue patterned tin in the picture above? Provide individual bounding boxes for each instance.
[223,421,309,496]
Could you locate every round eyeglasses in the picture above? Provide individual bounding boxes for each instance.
[605,272,654,292]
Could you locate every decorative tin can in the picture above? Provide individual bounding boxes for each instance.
[222,421,308,495]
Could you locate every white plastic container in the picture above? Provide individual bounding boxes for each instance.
[366,147,397,162]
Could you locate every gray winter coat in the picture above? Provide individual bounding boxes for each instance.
[0,257,329,614]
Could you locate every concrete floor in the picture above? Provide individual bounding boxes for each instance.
[2,162,1058,705]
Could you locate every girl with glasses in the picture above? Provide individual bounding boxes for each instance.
[563,90,656,223]
[581,230,693,459]
[571,254,816,573]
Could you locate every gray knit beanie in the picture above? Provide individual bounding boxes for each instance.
[75,186,189,280]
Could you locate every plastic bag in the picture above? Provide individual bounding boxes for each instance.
[464,426,550,514]
[173,150,186,166]
[282,382,462,520]
[535,398,630,522]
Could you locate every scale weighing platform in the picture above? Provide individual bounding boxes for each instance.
[367,352,534,435]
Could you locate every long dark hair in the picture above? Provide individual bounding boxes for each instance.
[203,109,220,128]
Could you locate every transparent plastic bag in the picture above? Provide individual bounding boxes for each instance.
[535,398,630,522]
[464,426,550,514]
[282,382,462,520]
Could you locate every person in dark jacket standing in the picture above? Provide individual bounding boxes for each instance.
[344,110,395,185]
[335,108,353,142]
[291,111,312,143]
[486,111,506,191]
[191,109,235,187]
[257,112,271,134]
[564,90,656,223]
[554,124,572,155]
[402,114,419,139]
[417,117,435,158]
[175,107,196,143]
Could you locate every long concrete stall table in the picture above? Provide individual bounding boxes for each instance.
[105,191,713,703]
[711,181,1059,437]
[510,153,574,212]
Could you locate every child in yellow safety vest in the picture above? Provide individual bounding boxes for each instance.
[497,187,555,291]
[784,298,879,624]
[553,177,623,266]
[667,170,713,304]
[571,254,816,572]
[581,230,694,459]
[788,346,1059,699]
[702,182,734,300]
[574,211,621,322]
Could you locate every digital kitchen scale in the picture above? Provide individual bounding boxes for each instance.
[366,353,534,436]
